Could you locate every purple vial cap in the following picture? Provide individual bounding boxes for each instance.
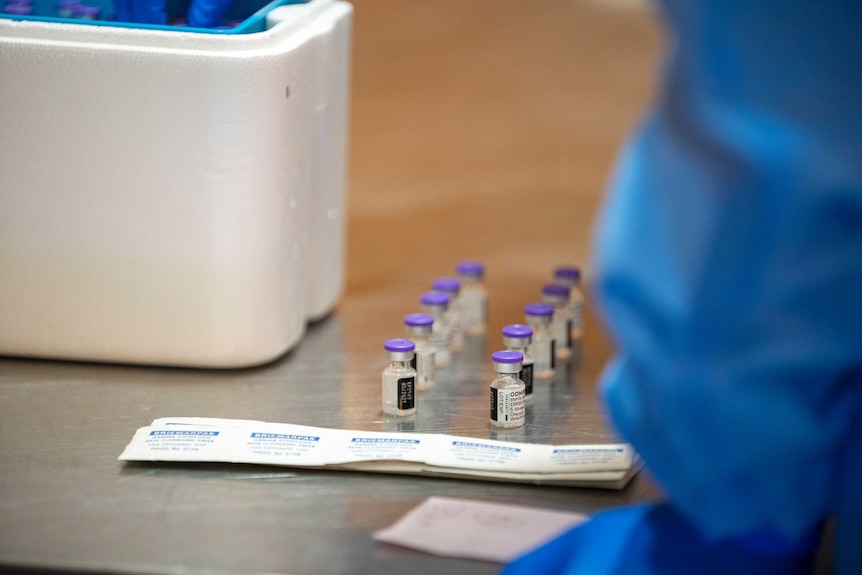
[420,291,450,306]
[542,283,571,297]
[524,302,554,317]
[502,324,533,339]
[404,313,434,328]
[492,350,524,364]
[384,338,415,353]
[554,266,582,281]
[456,260,485,277]
[432,277,461,293]
[4,3,32,13]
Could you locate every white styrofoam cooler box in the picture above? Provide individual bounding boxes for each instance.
[0,0,351,368]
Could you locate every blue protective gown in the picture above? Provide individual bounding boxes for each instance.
[505,0,862,573]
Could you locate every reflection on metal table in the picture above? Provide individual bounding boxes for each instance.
[0,308,660,574]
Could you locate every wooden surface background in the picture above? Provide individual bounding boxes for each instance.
[342,0,662,362]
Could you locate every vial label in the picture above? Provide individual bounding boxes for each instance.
[461,292,486,327]
[566,319,573,348]
[551,340,556,369]
[531,340,554,372]
[417,349,435,389]
[398,377,415,410]
[571,301,583,331]
[520,362,534,396]
[490,387,525,423]
[553,317,569,351]
[432,325,450,351]
[411,356,417,371]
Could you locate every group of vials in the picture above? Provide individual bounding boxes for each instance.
[1,0,101,18]
[381,263,585,429]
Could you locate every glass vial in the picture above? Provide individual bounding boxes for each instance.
[432,277,463,353]
[554,266,584,340]
[524,303,555,379]
[542,283,574,359]
[420,291,452,368]
[490,350,526,428]
[457,260,488,335]
[55,0,77,17]
[382,339,417,416]
[503,324,534,402]
[403,313,436,391]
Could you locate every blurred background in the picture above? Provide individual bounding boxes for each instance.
[343,0,662,359]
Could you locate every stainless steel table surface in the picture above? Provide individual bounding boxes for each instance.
[0,312,660,575]
[0,2,666,573]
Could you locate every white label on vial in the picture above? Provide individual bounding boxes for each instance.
[433,324,450,351]
[553,317,569,351]
[417,349,435,389]
[571,301,583,331]
[461,292,486,327]
[490,387,525,423]
[531,340,553,372]
[398,377,415,410]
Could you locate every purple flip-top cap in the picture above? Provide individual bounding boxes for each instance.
[554,266,582,281]
[432,277,461,293]
[502,324,533,339]
[543,283,571,298]
[4,3,32,13]
[524,302,554,317]
[384,338,415,353]
[404,313,434,327]
[456,260,485,277]
[492,350,523,364]
[420,291,450,307]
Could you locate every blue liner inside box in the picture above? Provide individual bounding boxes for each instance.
[0,0,306,33]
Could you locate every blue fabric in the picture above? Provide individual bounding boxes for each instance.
[112,0,166,24]
[187,0,233,28]
[505,0,862,573]
[502,503,818,575]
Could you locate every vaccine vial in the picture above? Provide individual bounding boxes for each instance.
[554,266,584,340]
[502,324,534,402]
[403,313,436,391]
[432,277,463,353]
[382,339,417,417]
[490,350,526,428]
[542,283,574,359]
[456,260,488,335]
[420,291,452,368]
[524,303,555,379]
[55,0,77,17]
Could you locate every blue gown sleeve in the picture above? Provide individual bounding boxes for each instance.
[588,0,862,572]
[504,1,862,573]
